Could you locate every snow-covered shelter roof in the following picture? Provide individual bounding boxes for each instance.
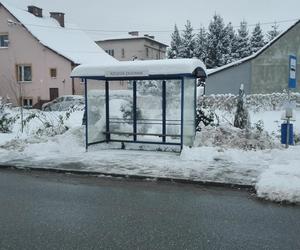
[0,1,117,65]
[208,19,300,76]
[71,58,207,79]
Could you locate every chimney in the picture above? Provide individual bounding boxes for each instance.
[28,6,43,18]
[50,12,65,27]
[128,31,139,36]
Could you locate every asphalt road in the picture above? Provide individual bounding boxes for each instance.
[0,169,299,250]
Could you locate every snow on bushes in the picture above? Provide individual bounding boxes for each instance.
[194,125,276,150]
[0,110,18,133]
[199,92,300,112]
[196,106,219,131]
[0,97,17,133]
[0,103,83,151]
[195,91,300,149]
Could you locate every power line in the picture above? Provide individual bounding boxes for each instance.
[20,18,299,34]
[5,3,299,33]
[230,18,299,29]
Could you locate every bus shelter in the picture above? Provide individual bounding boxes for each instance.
[71,59,206,151]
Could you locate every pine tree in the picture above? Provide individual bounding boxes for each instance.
[250,23,265,54]
[206,14,227,68]
[236,21,251,59]
[226,22,239,62]
[222,23,234,64]
[267,22,280,42]
[194,26,207,63]
[234,84,250,129]
[178,20,195,58]
[167,24,182,59]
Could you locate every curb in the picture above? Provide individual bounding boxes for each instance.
[0,165,256,192]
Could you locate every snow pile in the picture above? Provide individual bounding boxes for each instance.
[0,106,83,150]
[194,125,277,150]
[256,147,300,203]
[179,146,270,185]
[0,133,267,186]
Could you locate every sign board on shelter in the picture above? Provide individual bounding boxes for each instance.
[105,71,149,78]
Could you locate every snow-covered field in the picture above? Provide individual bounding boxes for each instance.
[1,95,300,204]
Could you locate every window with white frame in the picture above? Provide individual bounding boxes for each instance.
[17,65,32,82]
[23,98,33,108]
[0,33,9,47]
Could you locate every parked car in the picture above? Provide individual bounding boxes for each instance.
[42,95,84,111]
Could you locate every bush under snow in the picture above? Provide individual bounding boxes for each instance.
[199,92,300,112]
[194,125,277,150]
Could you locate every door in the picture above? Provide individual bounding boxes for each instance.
[49,88,59,100]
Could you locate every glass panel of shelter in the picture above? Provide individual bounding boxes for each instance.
[86,79,106,145]
[165,79,181,144]
[183,77,196,146]
[103,79,183,145]
[136,80,163,142]
[108,80,133,142]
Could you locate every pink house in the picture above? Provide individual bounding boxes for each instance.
[0,1,116,107]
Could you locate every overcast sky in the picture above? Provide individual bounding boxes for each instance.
[6,0,300,44]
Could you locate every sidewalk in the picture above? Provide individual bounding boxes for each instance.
[0,127,300,203]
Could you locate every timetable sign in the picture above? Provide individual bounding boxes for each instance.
[289,55,297,89]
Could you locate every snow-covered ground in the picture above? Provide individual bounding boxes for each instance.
[1,97,300,204]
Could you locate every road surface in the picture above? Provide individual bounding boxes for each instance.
[0,168,299,250]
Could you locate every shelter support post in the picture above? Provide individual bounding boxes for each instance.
[105,80,110,142]
[180,78,184,149]
[84,78,88,152]
[162,80,166,143]
[133,80,137,141]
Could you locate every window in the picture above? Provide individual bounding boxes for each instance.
[17,65,32,82]
[23,98,33,108]
[121,48,125,58]
[146,47,149,57]
[0,34,9,47]
[105,49,114,57]
[49,88,59,100]
[50,68,57,78]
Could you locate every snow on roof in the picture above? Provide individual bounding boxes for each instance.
[208,19,300,76]
[1,1,117,65]
[71,58,206,78]
[96,34,168,47]
[207,54,253,75]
